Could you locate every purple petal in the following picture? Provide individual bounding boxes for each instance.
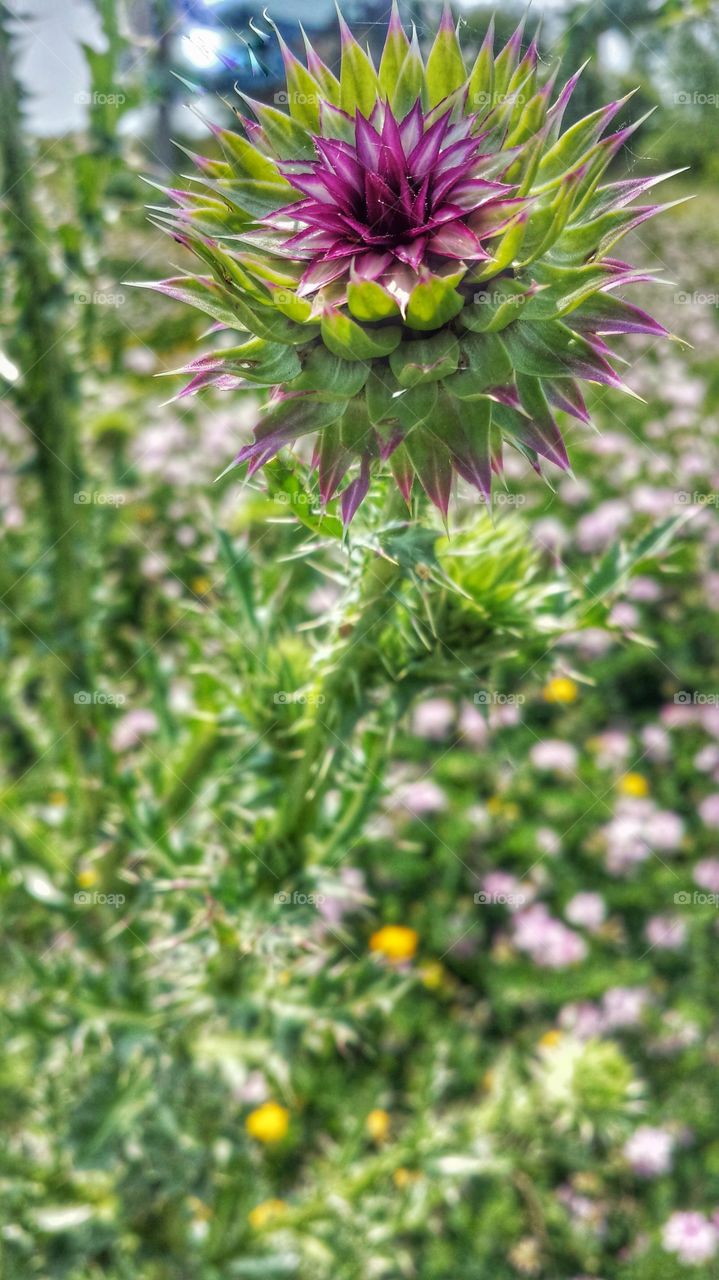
[354,112,384,171]
[407,109,453,179]
[351,250,394,280]
[340,456,371,526]
[546,380,590,424]
[298,257,351,295]
[399,100,424,155]
[428,220,488,259]
[393,236,429,270]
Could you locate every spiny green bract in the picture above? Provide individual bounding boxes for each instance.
[143,3,680,524]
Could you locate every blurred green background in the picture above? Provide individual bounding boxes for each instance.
[2,1,719,1277]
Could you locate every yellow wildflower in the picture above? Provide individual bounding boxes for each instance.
[369,925,418,964]
[245,1102,290,1144]
[543,676,578,704]
[617,772,649,798]
[365,1108,390,1142]
[248,1199,287,1229]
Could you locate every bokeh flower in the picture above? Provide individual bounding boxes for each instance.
[565,892,606,932]
[245,1102,290,1144]
[369,924,418,963]
[248,1199,288,1229]
[662,1211,719,1266]
[365,1108,391,1142]
[617,772,650,799]
[623,1125,674,1177]
[543,676,579,705]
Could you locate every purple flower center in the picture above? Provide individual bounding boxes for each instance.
[267,101,520,294]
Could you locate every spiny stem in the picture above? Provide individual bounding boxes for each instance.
[0,7,96,827]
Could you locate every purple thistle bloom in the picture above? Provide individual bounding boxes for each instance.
[268,102,512,297]
[142,3,685,524]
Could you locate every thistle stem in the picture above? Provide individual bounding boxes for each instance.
[268,497,408,873]
[0,8,95,824]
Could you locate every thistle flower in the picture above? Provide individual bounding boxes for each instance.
[145,4,679,523]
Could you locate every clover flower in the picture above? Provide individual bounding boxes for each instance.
[147,4,678,523]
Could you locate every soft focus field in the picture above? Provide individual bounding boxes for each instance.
[2,3,719,1278]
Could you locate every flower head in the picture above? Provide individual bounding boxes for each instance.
[248,1199,288,1229]
[369,923,418,963]
[365,1108,391,1142]
[623,1125,674,1177]
[662,1212,719,1266]
[245,1101,290,1143]
[146,4,677,523]
[543,676,579,705]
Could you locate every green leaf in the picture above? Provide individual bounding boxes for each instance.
[338,14,380,117]
[339,398,373,451]
[268,287,314,325]
[346,278,401,323]
[281,55,323,131]
[288,346,369,399]
[389,333,460,387]
[389,441,415,504]
[320,312,402,362]
[425,8,466,108]
[212,128,285,182]
[445,332,512,398]
[209,177,295,220]
[492,22,524,101]
[471,214,528,283]
[536,97,631,187]
[379,1,411,99]
[467,20,494,115]
[404,424,453,515]
[301,27,342,105]
[239,95,316,160]
[499,320,582,377]
[365,367,400,423]
[519,171,583,264]
[584,510,697,604]
[392,28,426,117]
[405,271,465,331]
[136,276,250,332]
[459,278,533,333]
[515,373,569,469]
[265,460,344,540]
[223,341,303,385]
[392,382,439,430]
